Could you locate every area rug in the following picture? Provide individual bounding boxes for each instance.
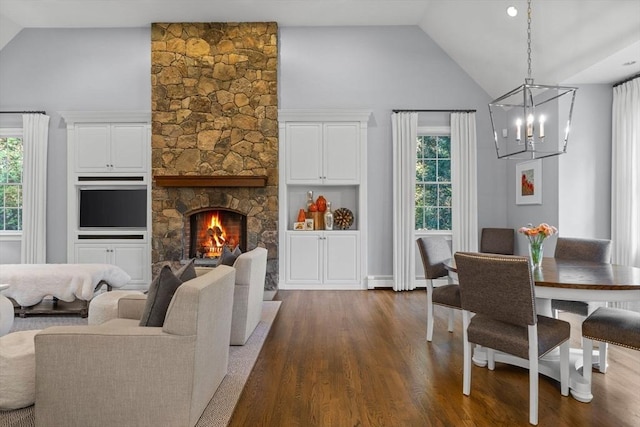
[0,300,281,427]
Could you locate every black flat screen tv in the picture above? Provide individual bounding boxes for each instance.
[79,188,147,228]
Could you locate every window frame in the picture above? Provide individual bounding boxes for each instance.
[415,126,452,237]
[0,127,24,239]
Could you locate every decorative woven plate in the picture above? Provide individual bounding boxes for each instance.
[333,208,354,230]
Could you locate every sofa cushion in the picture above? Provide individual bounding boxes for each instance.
[139,266,183,327]
[218,245,242,266]
[175,258,197,281]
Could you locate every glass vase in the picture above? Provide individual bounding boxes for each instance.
[529,241,544,269]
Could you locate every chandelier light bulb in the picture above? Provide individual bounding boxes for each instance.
[516,118,522,141]
[507,6,518,17]
[526,114,534,138]
[538,115,545,138]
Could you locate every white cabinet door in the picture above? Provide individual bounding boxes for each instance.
[75,124,111,172]
[75,244,111,264]
[110,125,147,171]
[323,123,360,184]
[285,122,360,185]
[112,245,148,283]
[285,231,360,285]
[324,232,360,284]
[285,123,323,184]
[286,232,322,283]
[74,124,148,173]
[75,243,149,285]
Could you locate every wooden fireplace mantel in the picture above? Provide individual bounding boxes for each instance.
[154,175,268,188]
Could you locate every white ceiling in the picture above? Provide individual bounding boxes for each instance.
[1,0,639,98]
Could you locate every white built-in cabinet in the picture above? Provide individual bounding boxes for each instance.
[74,243,149,284]
[278,110,371,290]
[285,122,361,184]
[61,111,152,289]
[74,124,148,173]
[286,231,360,285]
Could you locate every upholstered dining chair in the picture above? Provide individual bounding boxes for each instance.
[416,237,461,342]
[480,227,515,255]
[454,252,570,426]
[552,237,612,372]
[582,307,640,399]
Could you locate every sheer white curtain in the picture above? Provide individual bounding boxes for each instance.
[611,77,639,311]
[21,113,50,264]
[450,112,478,253]
[392,112,418,291]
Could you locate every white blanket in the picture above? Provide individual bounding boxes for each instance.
[0,264,131,306]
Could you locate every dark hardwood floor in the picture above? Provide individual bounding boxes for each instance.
[230,290,640,426]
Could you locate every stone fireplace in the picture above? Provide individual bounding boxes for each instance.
[151,22,279,289]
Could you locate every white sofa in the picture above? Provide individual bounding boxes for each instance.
[34,265,236,427]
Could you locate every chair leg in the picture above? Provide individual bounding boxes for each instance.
[560,341,569,396]
[462,310,472,396]
[586,303,608,374]
[426,286,434,342]
[487,348,495,371]
[528,325,539,425]
[598,342,608,373]
[447,308,454,332]
[583,337,593,396]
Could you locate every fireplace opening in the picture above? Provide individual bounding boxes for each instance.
[187,209,247,260]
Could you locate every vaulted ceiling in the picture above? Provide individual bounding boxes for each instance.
[1,0,638,98]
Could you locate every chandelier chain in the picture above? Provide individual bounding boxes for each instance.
[527,0,532,79]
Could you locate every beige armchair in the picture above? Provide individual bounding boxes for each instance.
[34,265,236,427]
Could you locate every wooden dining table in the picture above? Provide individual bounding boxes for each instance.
[444,256,640,403]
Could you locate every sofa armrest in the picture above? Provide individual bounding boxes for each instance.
[34,325,197,427]
[117,294,147,320]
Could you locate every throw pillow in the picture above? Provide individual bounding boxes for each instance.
[217,245,242,266]
[174,258,197,282]
[139,265,183,327]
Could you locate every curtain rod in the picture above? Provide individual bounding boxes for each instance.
[392,109,476,113]
[613,73,639,88]
[0,110,47,115]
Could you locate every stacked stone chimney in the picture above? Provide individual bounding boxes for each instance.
[151,22,278,289]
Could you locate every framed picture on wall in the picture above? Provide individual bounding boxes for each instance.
[516,159,542,205]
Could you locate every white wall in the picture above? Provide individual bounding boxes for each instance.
[559,84,613,240]
[279,26,505,277]
[0,28,151,262]
[507,83,613,256]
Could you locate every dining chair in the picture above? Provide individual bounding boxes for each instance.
[479,227,515,255]
[454,252,570,426]
[582,307,640,399]
[552,237,612,372]
[416,237,461,342]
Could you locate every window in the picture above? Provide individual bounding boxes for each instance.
[0,130,23,232]
[415,131,451,231]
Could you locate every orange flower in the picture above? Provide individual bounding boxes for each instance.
[518,223,558,245]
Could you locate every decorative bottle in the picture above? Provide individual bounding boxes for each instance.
[306,190,314,210]
[324,202,334,231]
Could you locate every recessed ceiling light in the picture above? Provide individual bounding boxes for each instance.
[507,6,518,17]
[622,61,637,66]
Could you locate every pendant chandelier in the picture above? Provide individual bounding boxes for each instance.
[489,0,578,160]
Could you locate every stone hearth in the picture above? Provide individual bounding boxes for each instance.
[151,22,278,289]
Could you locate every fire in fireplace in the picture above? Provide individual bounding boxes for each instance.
[187,209,247,260]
